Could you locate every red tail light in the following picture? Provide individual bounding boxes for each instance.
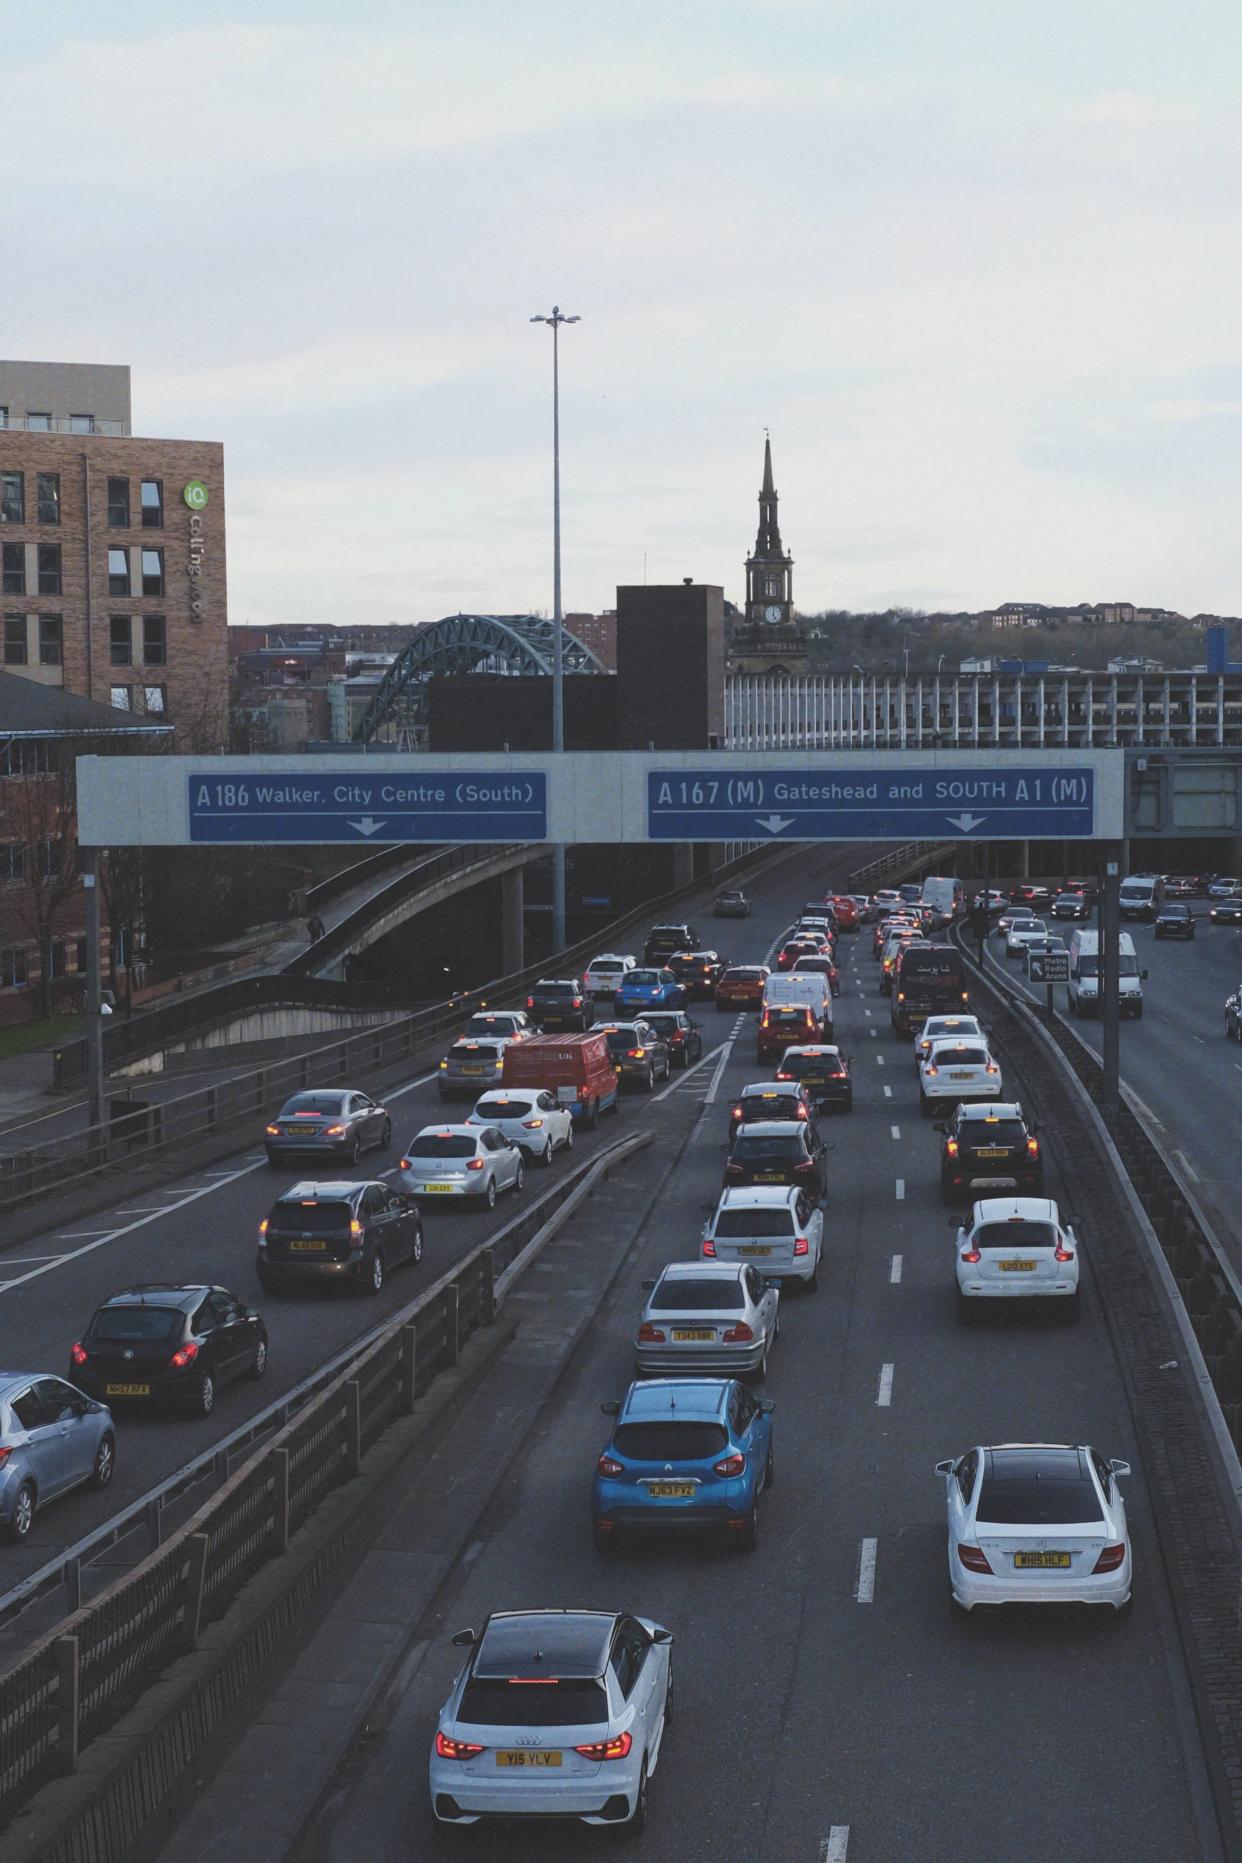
[960,1243,981,1263]
[597,1455,624,1478]
[399,1158,411,1170]
[957,1543,992,1573]
[714,1452,746,1476]
[793,1236,809,1256]
[637,1322,666,1343]
[627,1047,646,1059]
[574,1730,633,1761]
[168,1340,199,1370]
[0,1448,11,1467]
[1026,1137,1040,1157]
[924,1064,938,1076]
[1092,1543,1126,1573]
[722,1321,754,1343]
[702,1238,717,1257]
[324,1124,346,1137]
[796,1104,808,1118]
[985,1063,999,1076]
[572,998,582,1008]
[1054,1236,1075,1262]
[774,1071,793,1081]
[945,1139,959,1158]
[760,1011,770,1028]
[466,1158,486,1171]
[521,1118,544,1129]
[436,1731,485,1761]
[525,997,534,1009]
[794,1161,814,1176]
[729,1102,743,1120]
[70,1342,88,1366]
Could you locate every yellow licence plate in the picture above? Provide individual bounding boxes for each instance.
[756,1172,784,1182]
[496,1751,562,1767]
[950,1071,973,1080]
[998,1260,1036,1271]
[737,1245,772,1256]
[976,1148,1007,1158]
[289,1238,328,1252]
[105,1383,151,1396]
[422,1183,455,1193]
[1014,1551,1071,1568]
[459,1066,484,1076]
[672,1329,714,1341]
[648,1482,696,1498]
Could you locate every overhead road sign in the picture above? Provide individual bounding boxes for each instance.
[186,770,547,844]
[646,766,1097,841]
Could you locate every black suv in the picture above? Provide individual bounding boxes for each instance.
[723,1120,827,1198]
[69,1284,267,1418]
[728,1082,819,1141]
[1154,902,1196,939]
[593,1019,671,1089]
[525,978,591,1031]
[936,1101,1043,1205]
[259,1179,423,1295]
[644,923,699,966]
[774,1044,853,1113]
[641,1009,703,1067]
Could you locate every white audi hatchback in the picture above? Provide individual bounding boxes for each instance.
[429,1609,673,1832]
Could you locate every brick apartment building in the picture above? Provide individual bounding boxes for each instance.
[0,360,228,746]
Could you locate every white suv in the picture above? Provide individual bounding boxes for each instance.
[954,1195,1080,1322]
[584,954,636,998]
[702,1185,824,1289]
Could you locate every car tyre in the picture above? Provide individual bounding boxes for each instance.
[591,1520,613,1553]
[734,1501,760,1552]
[627,1760,649,1835]
[764,1441,775,1490]
[347,1136,361,1166]
[249,1335,268,1379]
[6,1481,35,1542]
[483,1177,497,1210]
[564,1122,575,1151]
[663,1665,674,1728]
[805,1258,819,1293]
[586,1098,599,1130]
[379,1117,392,1149]
[89,1432,116,1491]
[411,1228,423,1265]
[540,1139,554,1167]
[1062,1289,1082,1324]
[513,1160,525,1195]
[368,1252,385,1295]
[195,1371,216,1418]
[644,1067,655,1092]
[257,1266,276,1294]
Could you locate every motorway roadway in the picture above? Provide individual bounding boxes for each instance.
[294,891,1219,1860]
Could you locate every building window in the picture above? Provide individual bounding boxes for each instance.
[0,407,7,428]
[37,544,61,595]
[36,839,63,883]
[0,946,28,988]
[143,614,166,665]
[47,937,67,977]
[36,473,60,525]
[2,543,24,596]
[141,548,163,596]
[0,844,26,882]
[0,472,23,523]
[110,615,133,666]
[69,414,94,434]
[4,616,27,665]
[107,477,129,527]
[25,412,51,431]
[143,684,166,714]
[140,480,163,528]
[75,937,88,973]
[39,616,62,666]
[108,547,130,596]
[110,685,132,710]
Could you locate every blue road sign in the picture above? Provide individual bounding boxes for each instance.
[646,766,1096,841]
[187,770,548,844]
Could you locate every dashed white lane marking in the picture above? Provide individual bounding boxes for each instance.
[1173,1149,1201,1183]
[890,1254,903,1283]
[883,1084,892,1098]
[890,1124,901,1140]
[877,1362,894,1406]
[875,1055,884,1067]
[1,1254,67,1265]
[699,1040,738,1108]
[820,1830,850,1863]
[869,1028,877,1039]
[895,1178,905,1200]
[1192,1035,1206,1045]
[855,1538,877,1602]
[54,1229,117,1239]
[1126,1088,1165,1128]
[863,1009,872,1018]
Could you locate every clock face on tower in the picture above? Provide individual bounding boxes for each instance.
[764,604,783,623]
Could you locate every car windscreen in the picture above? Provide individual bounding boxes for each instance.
[271,1201,352,1233]
[89,1307,182,1342]
[613,1421,729,1460]
[715,1208,795,1238]
[899,950,964,980]
[959,1121,1027,1147]
[278,1094,345,1117]
[931,1046,987,1065]
[448,1043,502,1060]
[1076,955,1140,977]
[973,1221,1056,1249]
[458,1677,610,1729]
[976,1475,1102,1526]
[407,1135,476,1158]
[731,1135,803,1160]
[474,1098,534,1118]
[652,1279,745,1311]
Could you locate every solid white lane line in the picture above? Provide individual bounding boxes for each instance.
[1174,1149,1201,1183]
[54,1229,117,1239]
[855,1538,877,1602]
[890,1124,900,1140]
[820,1830,850,1863]
[386,1069,442,1100]
[890,1254,903,1283]
[877,1363,894,1407]
[655,1040,731,1104]
[701,1040,737,1108]
[883,1084,892,1098]
[1192,1035,1206,1045]
[895,1178,905,1200]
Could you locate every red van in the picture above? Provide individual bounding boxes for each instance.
[501,1031,620,1127]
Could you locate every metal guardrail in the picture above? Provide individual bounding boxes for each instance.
[0,1131,649,1817]
[848,841,956,888]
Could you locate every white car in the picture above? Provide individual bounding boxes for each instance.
[919,1036,1002,1115]
[398,1123,524,1208]
[913,1013,987,1073]
[467,1090,575,1166]
[429,1609,673,1831]
[584,954,636,998]
[994,906,1035,939]
[702,1186,823,1289]
[1006,917,1049,958]
[935,1443,1132,1612]
[459,1010,532,1043]
[954,1196,1080,1321]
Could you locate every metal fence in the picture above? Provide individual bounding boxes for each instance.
[0,1130,649,1822]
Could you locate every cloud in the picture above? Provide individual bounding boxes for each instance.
[1146,398,1242,424]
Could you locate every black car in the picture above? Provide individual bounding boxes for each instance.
[69,1284,267,1418]
[1051,890,1092,921]
[525,978,590,1030]
[936,1101,1043,1204]
[1210,897,1242,925]
[723,1120,827,1199]
[1154,903,1196,939]
[728,1081,817,1138]
[774,1043,853,1112]
[644,923,700,966]
[258,1178,423,1295]
[665,949,726,998]
[642,1009,704,1068]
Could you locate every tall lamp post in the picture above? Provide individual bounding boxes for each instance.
[530,304,580,954]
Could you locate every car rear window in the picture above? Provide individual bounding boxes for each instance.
[602,1030,638,1053]
[974,1221,1056,1249]
[714,1208,795,1237]
[475,1098,534,1117]
[960,1121,1027,1146]
[643,1015,682,1033]
[463,1017,515,1035]
[407,1135,476,1158]
[725,968,765,981]
[742,1094,802,1117]
[791,1054,843,1075]
[458,1677,610,1728]
[277,1093,345,1117]
[536,983,578,998]
[932,1046,987,1065]
[732,1135,802,1160]
[768,1008,814,1024]
[792,958,832,973]
[272,1201,352,1233]
[627,970,662,984]
[90,1307,182,1342]
[613,1421,729,1460]
[652,1279,745,1311]
[591,961,625,973]
[976,1476,1102,1526]
[448,1042,502,1061]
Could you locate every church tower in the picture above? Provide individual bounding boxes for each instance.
[744,435,794,627]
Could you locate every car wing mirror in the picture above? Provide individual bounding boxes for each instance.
[652,1628,674,1647]
[1109,1459,1131,1477]
[947,1217,962,1230]
[451,1627,477,1647]
[600,1400,620,1416]
[932,1121,946,1134]
[759,1398,776,1414]
[641,1279,656,1291]
[1141,969,1149,981]
[934,1459,954,1477]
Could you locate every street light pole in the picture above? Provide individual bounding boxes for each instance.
[530,304,580,954]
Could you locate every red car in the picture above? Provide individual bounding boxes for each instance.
[757,1004,822,1061]
[830,896,859,931]
[714,964,770,1010]
[777,939,822,971]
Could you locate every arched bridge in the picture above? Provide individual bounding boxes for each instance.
[354,613,607,745]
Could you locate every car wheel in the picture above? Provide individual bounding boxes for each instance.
[484,1177,497,1210]
[1134,1004,1144,1019]
[941,1180,957,1205]
[257,1266,276,1294]
[89,1432,116,1490]
[195,1371,216,1417]
[249,1335,268,1379]
[540,1139,554,1167]
[379,1117,392,1149]
[628,1760,649,1835]
[347,1136,361,1166]
[734,1501,760,1552]
[6,1482,35,1542]
[843,1092,854,1112]
[751,1343,769,1382]
[587,1098,599,1130]
[513,1160,525,1194]
[805,1259,819,1293]
[564,1121,575,1151]
[764,1441,775,1489]
[644,1067,655,1092]
[663,1664,674,1727]
[920,1095,934,1118]
[368,1251,385,1294]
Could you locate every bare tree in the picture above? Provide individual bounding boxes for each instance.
[0,739,84,1018]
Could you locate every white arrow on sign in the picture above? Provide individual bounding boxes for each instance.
[347,816,388,836]
[755,814,796,834]
[946,812,986,832]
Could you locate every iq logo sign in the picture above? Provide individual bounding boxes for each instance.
[182,480,209,511]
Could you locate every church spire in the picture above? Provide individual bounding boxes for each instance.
[753,432,784,559]
[761,433,775,500]
[744,431,794,627]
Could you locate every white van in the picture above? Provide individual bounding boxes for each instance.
[1067,928,1144,1018]
[762,973,834,1032]
[1119,875,1164,921]
[921,876,965,928]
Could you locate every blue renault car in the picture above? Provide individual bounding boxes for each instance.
[591,1378,774,1552]
[615,967,688,1015]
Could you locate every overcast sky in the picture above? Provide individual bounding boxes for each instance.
[9,0,1242,624]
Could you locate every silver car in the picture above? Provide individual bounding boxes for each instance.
[265,1089,391,1166]
[398,1123,524,1210]
[0,1375,115,1540]
[438,1038,508,1101]
[635,1262,780,1378]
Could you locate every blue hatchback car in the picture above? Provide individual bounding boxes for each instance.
[615,967,688,1015]
[592,1378,774,1551]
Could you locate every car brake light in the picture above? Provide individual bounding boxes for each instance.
[70,1342,88,1366]
[1093,1543,1126,1573]
[574,1730,633,1761]
[793,1236,809,1256]
[796,1105,807,1119]
[702,1238,717,1257]
[350,1219,364,1238]
[714,1452,746,1476]
[896,991,904,1002]
[957,1543,992,1573]
[960,1242,981,1263]
[924,1064,938,1076]
[1054,1236,1075,1262]
[961,992,969,1003]
[439,1060,448,1070]
[399,1158,411,1170]
[168,1340,199,1370]
[637,1322,666,1343]
[572,997,582,1008]
[794,1160,814,1175]
[722,1321,754,1343]
[324,1124,346,1137]
[466,1158,485,1171]
[726,1163,744,1178]
[597,1454,625,1477]
[945,1139,959,1158]
[521,1118,544,1129]
[258,1218,269,1236]
[525,997,534,1009]
[435,1731,485,1761]
[985,1063,999,1076]
[760,1011,770,1027]
[628,1047,646,1058]
[265,1125,279,1136]
[1027,1138,1040,1157]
